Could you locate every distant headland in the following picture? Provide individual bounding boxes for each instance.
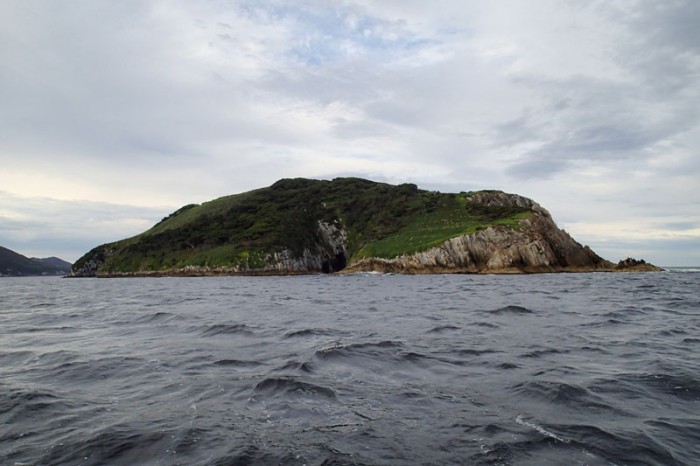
[0,246,72,277]
[68,178,661,277]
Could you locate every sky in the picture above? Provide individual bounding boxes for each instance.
[1,0,699,266]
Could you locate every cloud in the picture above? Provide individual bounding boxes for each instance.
[487,1,700,180]
[0,0,697,264]
[0,191,171,262]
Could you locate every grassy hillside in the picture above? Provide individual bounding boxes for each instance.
[73,178,532,274]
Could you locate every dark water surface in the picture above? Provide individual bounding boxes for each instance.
[1,271,699,465]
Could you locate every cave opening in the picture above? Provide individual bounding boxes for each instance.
[321,251,347,273]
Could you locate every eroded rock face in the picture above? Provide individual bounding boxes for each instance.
[251,221,348,274]
[467,191,548,214]
[345,195,612,274]
[68,247,113,277]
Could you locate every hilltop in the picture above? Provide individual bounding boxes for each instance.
[69,178,659,276]
[0,246,72,276]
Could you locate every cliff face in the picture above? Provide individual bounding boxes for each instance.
[344,192,611,274]
[345,218,608,274]
[243,220,347,274]
[69,178,657,277]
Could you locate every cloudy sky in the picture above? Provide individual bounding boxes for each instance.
[1,0,699,266]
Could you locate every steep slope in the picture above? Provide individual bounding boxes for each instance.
[346,193,608,274]
[69,178,653,277]
[0,246,72,276]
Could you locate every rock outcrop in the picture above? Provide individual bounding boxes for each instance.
[344,193,611,274]
[246,220,347,274]
[614,257,662,272]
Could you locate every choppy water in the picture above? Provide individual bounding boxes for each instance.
[1,271,699,465]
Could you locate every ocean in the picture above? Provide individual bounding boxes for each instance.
[1,271,699,465]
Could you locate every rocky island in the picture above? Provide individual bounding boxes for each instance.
[69,178,660,277]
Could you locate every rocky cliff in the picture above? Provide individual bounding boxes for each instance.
[69,178,659,277]
[344,191,613,273]
[346,212,606,274]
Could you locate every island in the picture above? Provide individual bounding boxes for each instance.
[69,178,661,277]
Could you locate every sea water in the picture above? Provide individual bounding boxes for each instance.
[1,271,699,465]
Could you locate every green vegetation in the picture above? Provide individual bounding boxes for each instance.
[72,178,534,274]
[357,208,530,259]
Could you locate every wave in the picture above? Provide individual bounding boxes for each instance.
[46,356,147,383]
[591,371,700,402]
[427,325,461,333]
[209,445,308,466]
[312,341,452,372]
[37,425,169,466]
[643,418,700,464]
[314,340,405,361]
[454,348,498,357]
[199,324,254,337]
[666,267,700,273]
[284,328,340,338]
[497,362,519,369]
[0,385,66,424]
[133,311,180,324]
[479,421,681,466]
[0,350,36,367]
[473,321,500,328]
[12,325,79,334]
[553,424,680,465]
[510,380,623,413]
[515,415,569,443]
[275,360,315,373]
[601,307,648,318]
[520,348,569,359]
[212,359,262,368]
[485,305,536,315]
[253,377,336,399]
[626,372,700,401]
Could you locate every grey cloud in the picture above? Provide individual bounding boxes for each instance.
[494,1,700,179]
[663,221,700,232]
[505,116,674,178]
[0,1,306,168]
[614,2,700,97]
[331,118,389,139]
[617,1,700,55]
[502,74,699,178]
[0,191,172,262]
[592,236,700,267]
